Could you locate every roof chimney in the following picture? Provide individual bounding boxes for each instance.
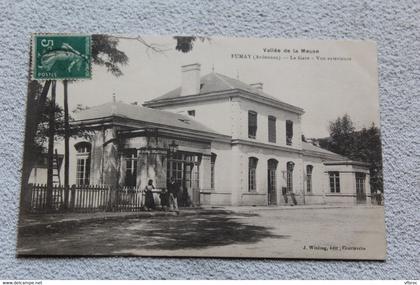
[181,63,201,96]
[111,93,117,115]
[250,82,263,91]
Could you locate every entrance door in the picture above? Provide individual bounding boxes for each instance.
[167,152,201,207]
[356,172,367,204]
[184,155,200,206]
[189,162,200,206]
[267,159,278,205]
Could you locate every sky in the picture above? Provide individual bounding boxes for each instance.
[51,36,380,138]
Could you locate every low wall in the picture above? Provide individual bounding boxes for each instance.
[304,194,326,205]
[200,191,232,206]
[325,194,372,205]
[240,192,266,206]
[277,193,305,206]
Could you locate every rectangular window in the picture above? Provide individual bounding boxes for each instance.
[286,120,293,145]
[185,154,201,189]
[75,142,91,186]
[123,149,137,187]
[167,152,184,186]
[306,165,313,193]
[329,171,340,193]
[307,174,312,193]
[248,157,258,191]
[192,164,200,189]
[268,116,276,143]
[248,111,257,139]
[356,173,366,194]
[187,110,195,117]
[76,158,90,185]
[286,162,294,193]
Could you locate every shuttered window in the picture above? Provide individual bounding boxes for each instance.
[268,116,276,143]
[286,120,293,145]
[286,161,295,193]
[248,111,257,139]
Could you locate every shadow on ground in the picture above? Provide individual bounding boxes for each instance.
[17,210,288,256]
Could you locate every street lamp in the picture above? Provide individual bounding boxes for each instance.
[168,140,178,156]
[287,161,295,171]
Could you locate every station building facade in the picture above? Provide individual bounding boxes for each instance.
[30,63,371,206]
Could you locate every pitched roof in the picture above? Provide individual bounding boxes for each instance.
[302,141,347,160]
[145,72,303,113]
[74,101,220,135]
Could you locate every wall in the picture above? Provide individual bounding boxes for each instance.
[153,98,234,136]
[28,167,48,185]
[46,137,87,186]
[324,164,371,205]
[302,155,329,205]
[1,0,418,279]
[206,141,234,205]
[236,97,303,150]
[234,143,305,206]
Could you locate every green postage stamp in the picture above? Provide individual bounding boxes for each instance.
[32,34,91,80]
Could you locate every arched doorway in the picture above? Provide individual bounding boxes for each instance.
[267,159,278,205]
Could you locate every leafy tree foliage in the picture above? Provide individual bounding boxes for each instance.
[173,36,209,53]
[91,34,128,76]
[326,113,355,157]
[352,124,383,194]
[26,82,91,152]
[318,115,383,193]
[22,35,128,185]
[174,36,197,53]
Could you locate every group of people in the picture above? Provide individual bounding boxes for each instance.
[375,189,384,205]
[143,177,180,212]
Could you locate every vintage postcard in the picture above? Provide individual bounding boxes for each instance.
[17,34,386,260]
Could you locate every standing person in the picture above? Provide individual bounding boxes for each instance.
[167,177,179,212]
[144,179,155,211]
[376,189,382,205]
[159,188,169,211]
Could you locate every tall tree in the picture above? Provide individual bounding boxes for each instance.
[23,35,128,189]
[21,81,89,186]
[61,35,128,201]
[353,124,383,193]
[46,81,57,208]
[21,80,51,186]
[63,80,70,207]
[318,115,383,193]
[327,113,355,157]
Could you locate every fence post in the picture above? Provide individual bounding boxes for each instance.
[64,184,69,210]
[106,186,113,211]
[70,184,76,210]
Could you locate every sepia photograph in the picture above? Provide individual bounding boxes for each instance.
[17,35,386,259]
